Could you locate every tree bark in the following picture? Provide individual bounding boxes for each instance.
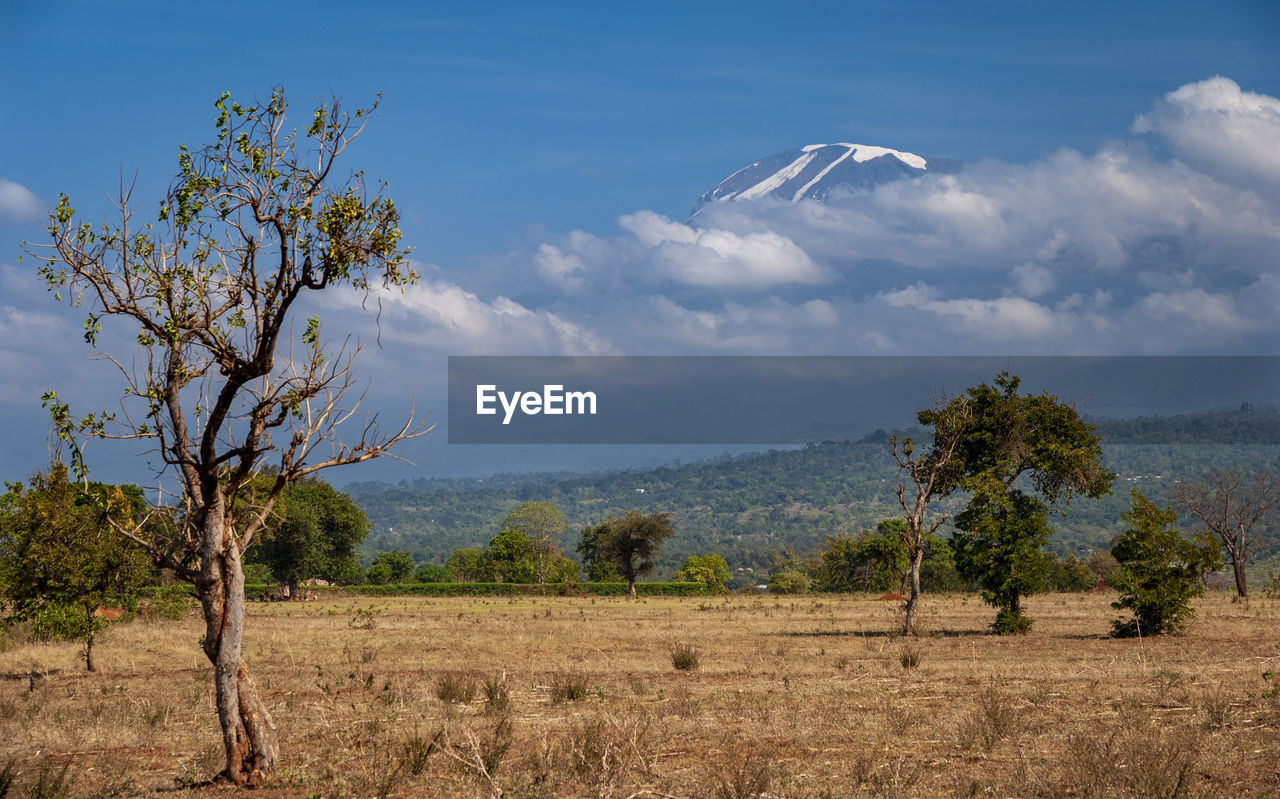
[83,602,97,673]
[196,514,278,786]
[627,578,637,598]
[902,550,925,635]
[1231,557,1248,599]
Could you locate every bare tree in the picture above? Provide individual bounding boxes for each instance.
[28,89,427,785]
[890,392,971,635]
[1171,470,1280,599]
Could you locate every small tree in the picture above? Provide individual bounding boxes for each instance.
[0,463,151,671]
[1171,470,1279,599]
[674,554,730,591]
[28,89,424,784]
[892,393,971,633]
[1111,490,1206,637]
[599,511,675,596]
[500,502,566,584]
[446,547,489,582]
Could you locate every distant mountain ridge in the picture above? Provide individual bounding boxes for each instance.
[693,142,962,214]
[350,409,1280,575]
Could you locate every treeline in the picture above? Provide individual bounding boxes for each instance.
[349,410,1280,575]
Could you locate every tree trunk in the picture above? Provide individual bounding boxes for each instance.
[1009,591,1022,617]
[1231,557,1248,599]
[196,516,278,786]
[902,550,925,636]
[628,578,637,598]
[83,602,97,672]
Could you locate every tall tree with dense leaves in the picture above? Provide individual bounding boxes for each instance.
[0,463,151,671]
[249,480,369,596]
[500,501,565,584]
[942,372,1114,634]
[1171,470,1279,599]
[599,511,675,596]
[27,89,425,785]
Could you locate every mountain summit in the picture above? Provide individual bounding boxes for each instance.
[693,142,960,214]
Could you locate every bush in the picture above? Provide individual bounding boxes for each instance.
[1111,490,1207,638]
[414,564,451,583]
[670,643,700,671]
[767,571,809,594]
[434,672,477,704]
[550,672,591,704]
[144,585,196,620]
[27,603,90,642]
[990,609,1033,635]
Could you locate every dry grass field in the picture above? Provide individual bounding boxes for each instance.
[2,591,1279,798]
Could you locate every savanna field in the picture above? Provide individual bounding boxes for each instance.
[2,592,1279,798]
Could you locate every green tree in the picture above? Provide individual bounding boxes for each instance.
[484,529,536,583]
[447,547,489,582]
[415,564,451,583]
[576,523,621,582]
[248,480,369,597]
[1110,490,1206,637]
[500,502,566,584]
[813,520,909,594]
[370,550,415,583]
[599,511,675,596]
[0,464,152,671]
[942,373,1114,634]
[29,89,423,784]
[674,554,730,591]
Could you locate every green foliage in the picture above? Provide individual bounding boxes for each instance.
[577,523,622,582]
[414,564,451,583]
[365,563,392,585]
[767,571,810,594]
[1044,552,1097,592]
[673,554,731,591]
[483,529,537,583]
[940,373,1114,632]
[446,548,489,582]
[349,412,1280,576]
[247,479,370,591]
[338,581,711,597]
[1085,549,1121,587]
[0,464,152,666]
[500,502,566,584]
[1110,490,1206,637]
[598,511,676,593]
[370,550,415,583]
[812,520,909,593]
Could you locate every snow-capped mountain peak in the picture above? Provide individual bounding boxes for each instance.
[694,142,959,214]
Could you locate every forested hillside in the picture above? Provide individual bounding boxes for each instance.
[349,410,1280,576]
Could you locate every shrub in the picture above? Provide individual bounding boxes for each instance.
[990,609,1033,635]
[435,672,478,704]
[482,673,511,714]
[767,571,809,595]
[670,643,700,671]
[1111,490,1207,638]
[550,672,591,704]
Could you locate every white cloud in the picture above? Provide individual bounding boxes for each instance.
[618,210,827,288]
[0,179,42,224]
[327,278,611,356]
[1133,76,1280,191]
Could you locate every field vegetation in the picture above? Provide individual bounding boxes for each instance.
[2,591,1279,797]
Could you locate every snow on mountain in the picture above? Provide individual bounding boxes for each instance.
[693,142,961,215]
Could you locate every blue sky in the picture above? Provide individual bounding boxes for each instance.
[1,0,1278,484]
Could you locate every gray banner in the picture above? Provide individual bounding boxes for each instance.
[447,356,1280,444]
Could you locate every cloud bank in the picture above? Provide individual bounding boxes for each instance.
[235,77,1280,362]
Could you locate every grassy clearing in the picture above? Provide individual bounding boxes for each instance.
[2,592,1279,797]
